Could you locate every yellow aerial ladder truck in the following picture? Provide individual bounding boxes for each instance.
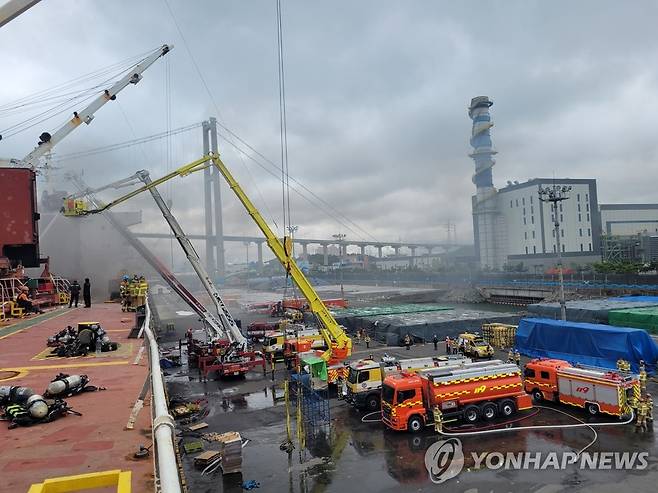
[70,152,352,369]
[207,152,352,367]
[69,157,266,379]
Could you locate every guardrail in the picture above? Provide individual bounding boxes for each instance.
[476,279,658,291]
[142,298,182,493]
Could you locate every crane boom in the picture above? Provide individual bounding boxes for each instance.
[0,0,41,28]
[66,172,142,200]
[66,172,228,341]
[10,44,173,170]
[76,156,246,347]
[208,153,352,362]
[84,155,211,213]
[135,170,247,347]
[73,151,351,362]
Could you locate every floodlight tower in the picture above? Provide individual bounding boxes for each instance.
[539,184,572,321]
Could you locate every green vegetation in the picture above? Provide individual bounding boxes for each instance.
[591,260,658,274]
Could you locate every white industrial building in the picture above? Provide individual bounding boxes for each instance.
[496,179,601,265]
[469,97,602,270]
[468,97,658,271]
[472,179,602,270]
[599,204,658,236]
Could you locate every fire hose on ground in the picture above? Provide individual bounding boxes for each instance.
[361,406,636,456]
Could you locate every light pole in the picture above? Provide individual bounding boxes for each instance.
[538,184,572,321]
[243,241,250,266]
[332,233,346,299]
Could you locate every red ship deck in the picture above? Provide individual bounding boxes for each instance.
[0,304,154,492]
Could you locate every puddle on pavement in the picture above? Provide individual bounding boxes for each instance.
[214,387,282,413]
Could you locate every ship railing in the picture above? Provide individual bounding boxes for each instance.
[143,296,183,493]
[0,277,27,316]
[51,275,71,295]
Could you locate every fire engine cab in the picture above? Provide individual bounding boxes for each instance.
[524,358,639,417]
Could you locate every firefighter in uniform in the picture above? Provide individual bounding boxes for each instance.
[628,392,639,416]
[636,398,650,432]
[617,358,625,371]
[645,393,654,426]
[433,405,443,433]
[514,350,521,366]
[508,349,514,363]
[119,276,130,311]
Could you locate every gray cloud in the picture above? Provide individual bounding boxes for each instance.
[2,0,658,265]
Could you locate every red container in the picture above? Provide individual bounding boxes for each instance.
[0,167,40,267]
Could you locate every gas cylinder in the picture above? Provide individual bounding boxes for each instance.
[26,394,49,419]
[0,386,34,405]
[45,375,86,397]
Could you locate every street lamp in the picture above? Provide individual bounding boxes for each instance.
[332,233,346,299]
[538,184,572,321]
[243,241,250,266]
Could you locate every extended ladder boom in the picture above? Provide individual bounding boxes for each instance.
[66,172,142,200]
[209,153,352,362]
[67,173,227,341]
[136,170,247,347]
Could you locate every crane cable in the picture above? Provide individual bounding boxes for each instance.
[0,48,155,113]
[161,0,280,233]
[51,123,202,161]
[277,0,291,237]
[161,0,377,244]
[165,53,175,271]
[0,50,160,140]
[276,0,295,301]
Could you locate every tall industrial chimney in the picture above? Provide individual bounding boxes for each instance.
[468,96,500,269]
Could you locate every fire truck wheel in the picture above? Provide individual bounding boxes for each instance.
[499,399,516,417]
[585,403,599,416]
[463,405,480,423]
[407,415,424,433]
[366,394,380,412]
[532,389,543,402]
[481,402,497,420]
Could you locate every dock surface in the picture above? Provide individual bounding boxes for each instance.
[0,304,153,492]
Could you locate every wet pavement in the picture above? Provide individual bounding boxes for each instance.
[152,291,658,493]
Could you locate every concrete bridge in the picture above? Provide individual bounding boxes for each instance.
[132,232,465,266]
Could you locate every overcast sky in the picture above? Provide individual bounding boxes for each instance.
[3,1,658,264]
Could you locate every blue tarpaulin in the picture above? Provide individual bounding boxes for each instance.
[607,295,658,303]
[515,317,658,374]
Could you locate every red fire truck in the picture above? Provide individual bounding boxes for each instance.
[382,361,532,432]
[523,359,639,417]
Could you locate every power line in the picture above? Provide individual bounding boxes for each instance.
[51,123,203,161]
[160,0,378,243]
[0,49,162,141]
[0,48,154,113]
[276,0,291,234]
